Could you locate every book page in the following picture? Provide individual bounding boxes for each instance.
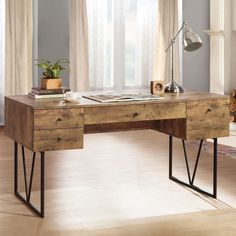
[83,93,164,103]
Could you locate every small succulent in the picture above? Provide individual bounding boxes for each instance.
[35,58,70,78]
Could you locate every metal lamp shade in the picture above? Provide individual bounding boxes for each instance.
[183,25,203,52]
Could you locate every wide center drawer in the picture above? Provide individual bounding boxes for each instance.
[84,102,186,125]
[34,108,84,129]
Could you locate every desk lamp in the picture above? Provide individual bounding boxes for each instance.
[165,22,203,93]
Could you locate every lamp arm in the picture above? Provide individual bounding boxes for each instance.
[165,21,187,53]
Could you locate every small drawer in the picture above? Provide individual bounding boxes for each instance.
[34,108,84,129]
[84,102,186,125]
[33,128,83,151]
[186,99,230,139]
[187,99,229,117]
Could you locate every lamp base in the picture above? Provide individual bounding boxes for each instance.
[164,81,184,93]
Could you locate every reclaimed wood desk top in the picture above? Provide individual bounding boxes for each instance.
[5,91,229,109]
[5,91,230,152]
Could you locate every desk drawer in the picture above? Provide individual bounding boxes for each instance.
[186,99,229,139]
[84,103,186,125]
[33,128,83,151]
[34,108,83,129]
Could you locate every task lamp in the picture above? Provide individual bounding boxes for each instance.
[164,21,203,93]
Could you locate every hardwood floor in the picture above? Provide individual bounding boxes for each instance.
[1,128,236,235]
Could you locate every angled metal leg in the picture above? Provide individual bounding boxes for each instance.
[14,142,45,217]
[190,140,203,185]
[21,146,28,199]
[169,136,217,198]
[27,152,36,202]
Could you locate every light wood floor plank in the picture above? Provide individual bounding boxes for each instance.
[0,128,236,235]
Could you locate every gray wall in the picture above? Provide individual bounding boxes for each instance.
[182,0,210,91]
[37,0,69,87]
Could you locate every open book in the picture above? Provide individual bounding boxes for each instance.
[83,93,164,103]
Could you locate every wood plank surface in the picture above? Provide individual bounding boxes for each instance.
[84,103,186,125]
[33,128,84,151]
[186,99,230,139]
[153,119,187,139]
[4,92,230,151]
[5,97,34,149]
[5,91,229,110]
[34,108,84,129]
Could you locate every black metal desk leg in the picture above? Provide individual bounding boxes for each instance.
[213,138,217,198]
[14,142,18,194]
[40,151,45,217]
[169,136,173,179]
[14,142,45,217]
[169,136,217,198]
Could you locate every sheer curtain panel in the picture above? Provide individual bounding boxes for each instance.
[0,0,5,125]
[5,0,33,95]
[153,0,180,84]
[69,0,89,91]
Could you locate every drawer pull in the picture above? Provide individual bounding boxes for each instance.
[57,137,62,143]
[133,112,140,118]
[56,118,62,122]
[206,108,212,113]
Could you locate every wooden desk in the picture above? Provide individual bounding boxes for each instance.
[5,91,230,217]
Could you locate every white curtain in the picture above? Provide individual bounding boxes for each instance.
[87,0,157,90]
[153,0,180,84]
[136,0,157,88]
[5,0,33,95]
[69,0,89,91]
[87,0,109,90]
[0,0,5,125]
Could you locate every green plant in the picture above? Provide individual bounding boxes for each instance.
[35,58,70,78]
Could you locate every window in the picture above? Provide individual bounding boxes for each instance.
[87,0,157,90]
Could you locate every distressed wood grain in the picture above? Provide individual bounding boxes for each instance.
[34,128,83,151]
[34,108,84,129]
[5,97,34,150]
[4,92,230,151]
[84,103,186,125]
[186,99,230,139]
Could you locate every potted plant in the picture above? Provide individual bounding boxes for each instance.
[36,58,70,89]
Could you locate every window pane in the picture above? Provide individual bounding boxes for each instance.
[87,0,113,89]
[87,0,157,90]
[104,0,113,88]
[125,0,157,88]
[125,0,138,87]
